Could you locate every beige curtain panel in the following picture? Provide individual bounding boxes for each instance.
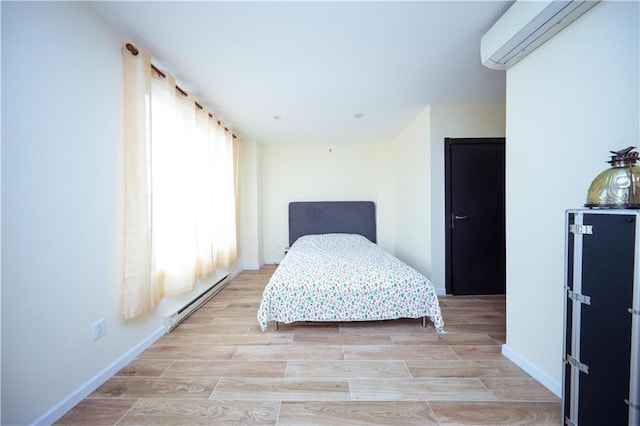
[122,44,239,320]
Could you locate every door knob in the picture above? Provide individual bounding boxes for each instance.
[451,214,468,229]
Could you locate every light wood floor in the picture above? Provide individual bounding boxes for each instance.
[57,266,561,425]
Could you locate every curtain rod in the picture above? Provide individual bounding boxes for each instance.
[125,43,237,140]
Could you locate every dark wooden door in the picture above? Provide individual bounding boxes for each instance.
[445,138,505,295]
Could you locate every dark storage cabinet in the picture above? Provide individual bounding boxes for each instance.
[564,210,640,426]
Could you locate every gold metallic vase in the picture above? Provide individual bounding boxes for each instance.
[586,146,640,209]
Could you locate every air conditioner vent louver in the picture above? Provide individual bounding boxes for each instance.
[481,0,600,70]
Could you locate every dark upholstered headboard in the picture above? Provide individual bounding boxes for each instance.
[288,201,376,246]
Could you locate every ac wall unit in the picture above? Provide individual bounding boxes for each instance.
[481,0,600,70]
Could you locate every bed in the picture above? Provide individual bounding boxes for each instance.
[257,201,446,333]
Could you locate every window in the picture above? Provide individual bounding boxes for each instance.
[122,44,239,319]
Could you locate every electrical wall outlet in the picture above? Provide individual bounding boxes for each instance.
[92,319,106,341]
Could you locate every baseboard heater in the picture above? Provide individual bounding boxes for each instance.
[164,273,231,332]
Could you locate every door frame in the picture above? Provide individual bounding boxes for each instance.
[444,137,506,295]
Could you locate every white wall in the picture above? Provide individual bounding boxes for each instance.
[377,104,505,291]
[240,139,263,269]
[2,3,161,424]
[260,143,377,262]
[504,0,639,394]
[391,108,434,276]
[372,137,397,254]
[429,104,506,289]
[257,104,506,291]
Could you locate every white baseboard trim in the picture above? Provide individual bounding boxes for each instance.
[435,287,447,296]
[31,326,166,426]
[243,264,263,271]
[501,343,562,397]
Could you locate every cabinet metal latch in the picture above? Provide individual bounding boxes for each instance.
[625,399,640,411]
[569,224,593,235]
[567,290,591,305]
[565,417,577,426]
[629,308,640,316]
[565,355,589,374]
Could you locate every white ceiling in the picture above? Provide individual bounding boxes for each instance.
[87,1,512,144]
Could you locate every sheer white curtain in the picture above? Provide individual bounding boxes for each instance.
[122,45,239,319]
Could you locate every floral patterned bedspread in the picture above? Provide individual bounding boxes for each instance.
[257,233,446,333]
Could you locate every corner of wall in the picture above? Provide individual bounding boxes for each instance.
[32,327,166,426]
